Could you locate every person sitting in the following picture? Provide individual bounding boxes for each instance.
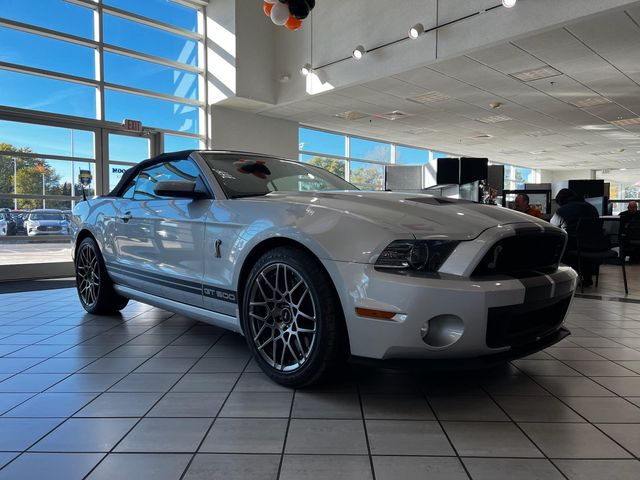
[619,201,639,228]
[551,188,600,287]
[514,193,543,218]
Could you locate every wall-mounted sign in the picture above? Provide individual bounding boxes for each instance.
[78,169,93,186]
[123,119,142,132]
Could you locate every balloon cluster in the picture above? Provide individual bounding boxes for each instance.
[263,0,316,31]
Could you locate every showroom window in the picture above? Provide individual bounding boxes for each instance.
[299,127,440,190]
[0,0,205,274]
[0,0,205,139]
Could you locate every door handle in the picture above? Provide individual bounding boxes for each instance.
[119,212,132,223]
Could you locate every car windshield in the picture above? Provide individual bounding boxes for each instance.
[29,213,64,221]
[201,154,358,199]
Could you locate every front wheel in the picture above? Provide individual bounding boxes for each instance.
[242,247,347,388]
[75,237,129,314]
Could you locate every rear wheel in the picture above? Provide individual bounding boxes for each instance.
[242,247,346,388]
[75,237,128,314]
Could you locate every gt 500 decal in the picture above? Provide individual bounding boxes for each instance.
[203,286,237,303]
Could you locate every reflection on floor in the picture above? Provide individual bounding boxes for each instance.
[0,286,639,479]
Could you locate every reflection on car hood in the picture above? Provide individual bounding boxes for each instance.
[260,191,548,240]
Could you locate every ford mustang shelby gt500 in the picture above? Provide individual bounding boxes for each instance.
[72,150,577,387]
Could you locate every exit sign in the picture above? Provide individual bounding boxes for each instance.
[123,119,142,131]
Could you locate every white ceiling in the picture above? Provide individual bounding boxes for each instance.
[259,6,640,176]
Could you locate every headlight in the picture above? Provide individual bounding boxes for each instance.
[375,240,459,273]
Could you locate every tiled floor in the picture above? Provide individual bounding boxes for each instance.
[1,276,640,479]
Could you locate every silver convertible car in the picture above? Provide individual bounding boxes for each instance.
[72,150,577,387]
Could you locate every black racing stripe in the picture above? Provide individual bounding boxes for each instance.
[106,262,201,290]
[108,265,201,295]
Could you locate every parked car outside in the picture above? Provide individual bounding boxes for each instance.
[0,213,17,236]
[25,209,71,236]
[72,150,577,387]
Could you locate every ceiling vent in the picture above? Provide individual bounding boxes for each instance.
[498,149,525,155]
[333,111,369,120]
[470,133,493,140]
[476,115,512,124]
[610,117,640,127]
[562,142,588,149]
[571,97,612,108]
[407,91,450,104]
[522,130,556,137]
[405,127,439,135]
[528,150,547,155]
[375,110,414,121]
[511,66,562,82]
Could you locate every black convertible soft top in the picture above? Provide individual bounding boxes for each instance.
[106,150,196,197]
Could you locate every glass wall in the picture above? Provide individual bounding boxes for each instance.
[0,0,205,272]
[0,0,204,140]
[298,127,442,190]
[298,127,541,192]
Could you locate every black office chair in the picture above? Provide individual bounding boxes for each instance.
[622,218,640,264]
[566,217,628,294]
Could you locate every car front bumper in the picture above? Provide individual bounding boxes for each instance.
[328,261,577,361]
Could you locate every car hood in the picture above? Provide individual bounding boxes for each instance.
[260,191,548,240]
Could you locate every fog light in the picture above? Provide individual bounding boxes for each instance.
[420,315,464,348]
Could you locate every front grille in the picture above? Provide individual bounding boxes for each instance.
[486,295,572,348]
[473,231,565,276]
[37,226,61,231]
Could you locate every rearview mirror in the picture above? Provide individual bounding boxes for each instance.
[153,181,209,200]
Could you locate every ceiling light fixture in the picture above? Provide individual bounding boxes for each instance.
[502,0,517,8]
[408,23,424,39]
[300,63,312,76]
[511,66,562,82]
[352,45,366,60]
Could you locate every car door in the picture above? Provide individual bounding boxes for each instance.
[112,158,211,307]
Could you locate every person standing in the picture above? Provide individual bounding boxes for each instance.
[551,188,600,287]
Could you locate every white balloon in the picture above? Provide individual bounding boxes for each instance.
[270,2,289,26]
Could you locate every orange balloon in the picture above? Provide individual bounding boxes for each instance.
[285,15,303,31]
[263,1,273,17]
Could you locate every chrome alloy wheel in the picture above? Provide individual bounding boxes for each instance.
[77,243,100,307]
[248,263,318,372]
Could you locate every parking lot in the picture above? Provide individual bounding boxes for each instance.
[0,243,72,266]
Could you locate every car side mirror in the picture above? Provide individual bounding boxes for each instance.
[153,180,209,200]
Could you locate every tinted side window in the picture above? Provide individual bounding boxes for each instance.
[132,159,201,200]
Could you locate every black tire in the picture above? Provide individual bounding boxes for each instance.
[75,237,129,314]
[241,247,347,388]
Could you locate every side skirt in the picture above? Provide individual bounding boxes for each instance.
[113,284,243,334]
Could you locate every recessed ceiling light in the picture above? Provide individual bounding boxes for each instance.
[581,124,616,131]
[352,45,366,60]
[333,111,369,120]
[610,117,640,127]
[529,150,547,155]
[476,115,512,124]
[571,97,612,108]
[408,91,450,104]
[502,0,517,7]
[511,66,562,82]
